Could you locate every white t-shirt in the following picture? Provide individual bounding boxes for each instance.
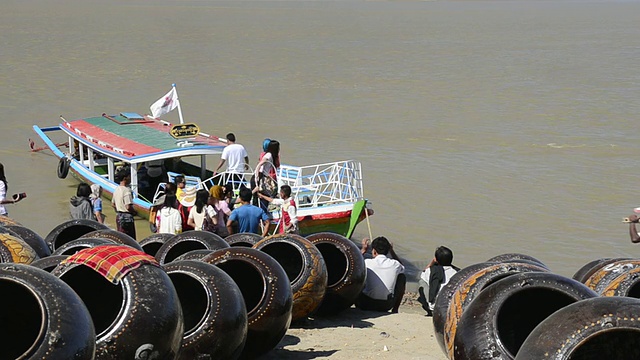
[362,254,405,300]
[0,181,7,215]
[421,266,458,310]
[188,205,216,231]
[221,143,248,173]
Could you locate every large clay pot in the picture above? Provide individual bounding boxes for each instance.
[3,225,51,258]
[573,257,632,283]
[515,297,640,360]
[486,253,549,269]
[173,249,217,262]
[80,229,143,250]
[599,266,640,298]
[432,261,549,359]
[305,232,367,315]
[52,245,184,359]
[453,272,598,360]
[0,263,95,359]
[44,219,109,252]
[139,233,174,257]
[584,259,640,294]
[0,215,21,226]
[155,231,230,265]
[164,260,248,359]
[0,233,39,264]
[30,255,69,272]
[254,233,328,322]
[225,232,263,247]
[51,237,117,256]
[202,247,293,359]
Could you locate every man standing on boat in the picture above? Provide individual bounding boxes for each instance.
[112,168,137,240]
[214,133,249,184]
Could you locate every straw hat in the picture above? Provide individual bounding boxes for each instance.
[177,186,197,207]
[209,185,225,201]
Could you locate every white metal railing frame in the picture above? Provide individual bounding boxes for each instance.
[278,160,364,209]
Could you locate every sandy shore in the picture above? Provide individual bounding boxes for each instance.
[261,292,448,360]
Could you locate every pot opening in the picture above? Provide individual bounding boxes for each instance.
[53,225,100,250]
[497,287,577,357]
[168,272,208,336]
[569,328,640,359]
[164,241,207,264]
[215,260,265,316]
[142,242,163,257]
[59,266,124,337]
[230,241,254,247]
[259,242,303,284]
[0,280,44,359]
[627,282,640,298]
[315,243,347,287]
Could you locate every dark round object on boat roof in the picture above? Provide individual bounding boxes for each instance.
[139,232,174,257]
[433,260,550,359]
[51,237,117,256]
[155,230,229,265]
[30,255,69,272]
[4,225,51,258]
[486,253,548,269]
[79,229,143,251]
[453,272,598,360]
[572,257,632,283]
[515,297,640,360]
[0,263,95,359]
[599,266,640,298]
[583,259,640,295]
[164,260,248,360]
[57,156,70,179]
[44,219,109,253]
[225,232,263,247]
[172,249,216,262]
[0,233,39,264]
[202,247,293,359]
[254,233,328,322]
[52,245,183,359]
[0,215,22,227]
[305,232,367,315]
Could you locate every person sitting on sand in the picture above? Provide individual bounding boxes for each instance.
[417,246,459,316]
[355,236,406,313]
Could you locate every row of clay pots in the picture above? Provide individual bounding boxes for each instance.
[432,253,640,360]
[0,216,369,359]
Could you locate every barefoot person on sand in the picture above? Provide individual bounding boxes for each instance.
[417,246,459,316]
[356,236,406,313]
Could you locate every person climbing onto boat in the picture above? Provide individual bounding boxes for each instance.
[257,185,298,234]
[417,246,459,316]
[214,133,249,185]
[89,184,104,224]
[0,163,25,216]
[253,140,280,211]
[70,182,96,221]
[156,193,182,235]
[226,187,270,237]
[356,236,406,313]
[112,168,137,240]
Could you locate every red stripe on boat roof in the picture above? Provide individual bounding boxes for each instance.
[64,120,161,157]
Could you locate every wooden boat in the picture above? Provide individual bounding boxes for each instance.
[32,112,372,237]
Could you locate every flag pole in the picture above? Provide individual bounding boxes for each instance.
[173,83,185,124]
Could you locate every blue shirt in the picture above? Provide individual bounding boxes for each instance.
[229,204,270,234]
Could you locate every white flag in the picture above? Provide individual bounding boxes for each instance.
[150,87,179,118]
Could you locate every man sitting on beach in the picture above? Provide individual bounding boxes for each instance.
[355,236,406,313]
[417,246,459,316]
